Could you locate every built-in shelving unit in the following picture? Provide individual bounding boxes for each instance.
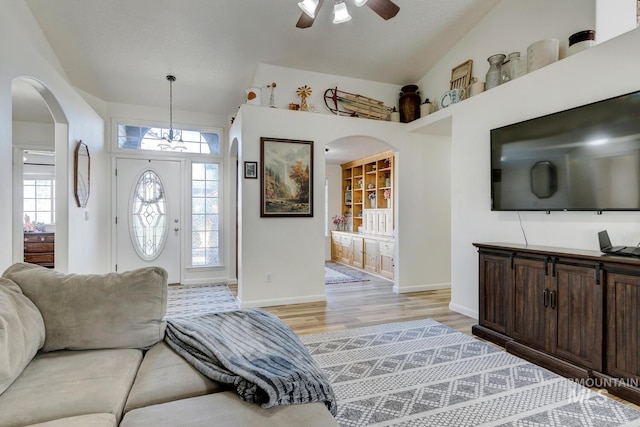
[340,151,394,235]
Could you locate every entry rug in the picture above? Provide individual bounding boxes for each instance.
[166,283,238,319]
[300,319,640,427]
[325,263,370,284]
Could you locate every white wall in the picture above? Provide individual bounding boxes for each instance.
[417,0,596,110]
[230,105,451,307]
[429,25,640,317]
[325,163,343,260]
[596,0,638,42]
[0,0,106,274]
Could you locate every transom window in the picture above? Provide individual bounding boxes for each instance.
[117,124,221,155]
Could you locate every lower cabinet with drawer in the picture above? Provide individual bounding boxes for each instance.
[24,232,55,268]
[473,242,640,405]
[330,231,393,279]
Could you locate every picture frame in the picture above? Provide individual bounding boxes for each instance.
[260,137,313,217]
[244,161,258,179]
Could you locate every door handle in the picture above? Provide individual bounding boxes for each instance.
[543,288,548,308]
[550,290,556,310]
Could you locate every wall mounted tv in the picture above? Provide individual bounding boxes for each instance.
[491,89,640,211]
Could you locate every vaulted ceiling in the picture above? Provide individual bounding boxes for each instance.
[22,0,499,117]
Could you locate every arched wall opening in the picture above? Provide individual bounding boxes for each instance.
[324,134,399,283]
[11,77,69,271]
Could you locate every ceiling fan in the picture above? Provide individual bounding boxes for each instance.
[296,0,400,29]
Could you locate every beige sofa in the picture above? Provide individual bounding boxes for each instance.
[0,263,337,427]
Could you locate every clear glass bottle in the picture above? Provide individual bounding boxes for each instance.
[502,52,526,83]
[486,54,506,90]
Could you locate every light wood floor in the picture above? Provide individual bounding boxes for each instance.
[263,268,474,336]
[238,262,640,411]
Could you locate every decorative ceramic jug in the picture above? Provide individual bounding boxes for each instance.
[399,85,421,123]
[485,54,506,90]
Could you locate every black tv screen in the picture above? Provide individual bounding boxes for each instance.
[491,90,640,211]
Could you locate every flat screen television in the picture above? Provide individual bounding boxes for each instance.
[491,89,640,211]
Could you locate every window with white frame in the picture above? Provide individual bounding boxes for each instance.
[24,171,55,227]
[191,162,220,266]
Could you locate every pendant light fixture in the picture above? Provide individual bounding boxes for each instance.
[332,1,352,24]
[158,75,186,151]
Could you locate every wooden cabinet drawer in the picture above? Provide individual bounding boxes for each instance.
[24,242,54,253]
[24,233,55,243]
[24,253,54,265]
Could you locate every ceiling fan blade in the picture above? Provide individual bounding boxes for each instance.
[296,0,325,28]
[296,13,315,28]
[366,0,400,20]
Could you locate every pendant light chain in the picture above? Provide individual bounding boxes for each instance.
[167,75,176,141]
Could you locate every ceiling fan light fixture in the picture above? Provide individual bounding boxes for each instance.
[353,0,368,6]
[333,1,352,24]
[298,0,319,18]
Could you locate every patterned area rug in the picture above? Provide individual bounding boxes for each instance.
[300,319,640,427]
[326,263,370,284]
[166,283,238,319]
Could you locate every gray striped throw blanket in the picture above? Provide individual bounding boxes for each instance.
[165,308,337,415]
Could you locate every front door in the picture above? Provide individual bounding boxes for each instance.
[115,158,182,284]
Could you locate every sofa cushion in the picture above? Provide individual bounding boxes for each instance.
[0,348,142,427]
[2,263,167,352]
[120,391,339,427]
[25,413,117,427]
[0,277,45,394]
[124,341,226,413]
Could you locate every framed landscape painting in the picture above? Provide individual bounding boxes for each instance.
[260,137,313,217]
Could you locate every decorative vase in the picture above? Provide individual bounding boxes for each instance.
[420,99,433,117]
[398,85,421,123]
[502,52,526,83]
[527,39,559,72]
[485,54,506,90]
[245,87,262,105]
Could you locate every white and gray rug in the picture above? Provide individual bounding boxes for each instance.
[325,263,370,284]
[166,283,238,319]
[300,319,640,427]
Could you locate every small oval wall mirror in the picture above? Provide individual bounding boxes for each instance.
[74,140,90,207]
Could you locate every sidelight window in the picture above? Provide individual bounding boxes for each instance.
[191,162,220,266]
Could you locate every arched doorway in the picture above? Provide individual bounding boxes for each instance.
[11,77,69,270]
[324,135,398,283]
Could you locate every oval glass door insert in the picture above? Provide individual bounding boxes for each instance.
[130,169,168,260]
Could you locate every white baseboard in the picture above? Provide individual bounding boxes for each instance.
[449,302,478,320]
[239,294,327,309]
[181,277,236,286]
[393,282,451,293]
